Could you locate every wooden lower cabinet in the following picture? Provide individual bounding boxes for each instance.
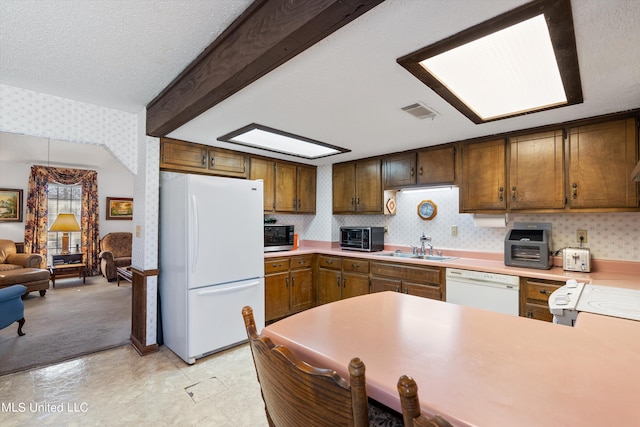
[317,256,370,305]
[370,261,443,301]
[264,255,314,322]
[521,277,564,322]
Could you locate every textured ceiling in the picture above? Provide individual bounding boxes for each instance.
[1,0,639,167]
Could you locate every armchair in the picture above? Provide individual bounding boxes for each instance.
[99,232,132,281]
[0,284,27,336]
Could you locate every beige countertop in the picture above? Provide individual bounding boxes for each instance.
[263,291,640,426]
[265,243,640,289]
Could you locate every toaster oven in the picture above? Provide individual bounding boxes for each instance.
[340,227,385,252]
[504,223,552,270]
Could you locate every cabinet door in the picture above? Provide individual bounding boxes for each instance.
[371,277,400,293]
[265,272,290,321]
[509,130,565,210]
[355,158,383,213]
[384,153,416,188]
[275,162,297,212]
[290,269,314,312]
[317,268,342,306]
[460,139,507,212]
[250,158,276,212]
[208,148,248,178]
[160,138,208,171]
[403,282,441,300]
[568,118,639,208]
[332,162,356,213]
[296,165,316,213]
[342,273,369,300]
[417,146,456,186]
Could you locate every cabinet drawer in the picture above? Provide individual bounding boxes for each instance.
[371,261,441,285]
[404,282,441,301]
[265,258,289,274]
[524,303,555,322]
[342,258,370,274]
[318,255,342,270]
[525,280,562,302]
[290,255,313,270]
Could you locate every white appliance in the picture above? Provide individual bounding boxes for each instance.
[550,280,640,326]
[159,173,265,364]
[446,268,520,316]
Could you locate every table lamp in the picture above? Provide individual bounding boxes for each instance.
[49,213,81,254]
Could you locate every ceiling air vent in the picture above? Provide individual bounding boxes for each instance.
[401,102,439,120]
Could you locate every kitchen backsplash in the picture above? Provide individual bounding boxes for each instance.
[270,165,640,262]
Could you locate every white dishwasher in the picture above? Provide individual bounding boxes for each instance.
[446,268,520,316]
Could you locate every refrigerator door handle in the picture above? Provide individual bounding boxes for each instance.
[190,194,199,273]
[195,280,261,296]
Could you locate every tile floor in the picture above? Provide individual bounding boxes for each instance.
[0,343,269,426]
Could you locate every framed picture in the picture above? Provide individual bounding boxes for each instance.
[106,197,133,220]
[0,188,23,222]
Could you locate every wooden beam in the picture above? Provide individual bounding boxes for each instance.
[146,0,385,137]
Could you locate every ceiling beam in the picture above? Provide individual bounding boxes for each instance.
[146,0,385,137]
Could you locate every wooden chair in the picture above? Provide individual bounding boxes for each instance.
[397,375,454,427]
[242,306,402,427]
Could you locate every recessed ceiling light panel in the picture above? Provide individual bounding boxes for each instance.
[397,0,582,123]
[218,124,349,159]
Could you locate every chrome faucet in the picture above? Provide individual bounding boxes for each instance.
[419,233,432,256]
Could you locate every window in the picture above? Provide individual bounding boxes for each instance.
[48,183,82,254]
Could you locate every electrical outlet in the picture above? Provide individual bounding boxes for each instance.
[577,229,588,243]
[451,225,458,237]
[384,225,389,233]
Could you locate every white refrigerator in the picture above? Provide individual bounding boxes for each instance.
[159,173,265,364]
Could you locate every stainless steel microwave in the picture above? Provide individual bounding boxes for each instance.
[340,227,385,252]
[264,225,294,252]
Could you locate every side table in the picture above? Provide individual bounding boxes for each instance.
[116,266,132,286]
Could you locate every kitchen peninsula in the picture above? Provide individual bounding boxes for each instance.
[262,291,640,427]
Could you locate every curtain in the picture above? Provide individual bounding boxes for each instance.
[24,165,100,275]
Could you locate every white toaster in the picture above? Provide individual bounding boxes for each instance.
[563,248,591,272]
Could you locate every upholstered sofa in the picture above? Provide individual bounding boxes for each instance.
[0,239,50,297]
[99,232,132,281]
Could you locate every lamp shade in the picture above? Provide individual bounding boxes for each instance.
[49,213,81,232]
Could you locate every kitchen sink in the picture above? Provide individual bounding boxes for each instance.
[376,252,457,261]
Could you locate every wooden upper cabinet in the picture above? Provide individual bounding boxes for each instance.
[296,165,316,213]
[568,118,639,209]
[160,138,247,178]
[160,138,207,171]
[275,162,297,212]
[384,153,416,188]
[460,139,507,212]
[208,148,247,178]
[509,130,565,210]
[250,158,276,211]
[333,159,383,213]
[274,162,317,214]
[417,145,456,186]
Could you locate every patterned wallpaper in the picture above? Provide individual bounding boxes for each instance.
[275,165,640,262]
[0,84,138,174]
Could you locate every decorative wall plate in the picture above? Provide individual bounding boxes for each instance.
[418,200,437,220]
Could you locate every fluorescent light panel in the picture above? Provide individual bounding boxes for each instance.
[397,0,582,124]
[420,15,566,120]
[218,124,349,159]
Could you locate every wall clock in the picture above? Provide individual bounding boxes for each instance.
[417,200,437,220]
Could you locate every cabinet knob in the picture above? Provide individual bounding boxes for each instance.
[419,166,423,176]
[511,186,517,201]
[572,182,578,199]
[285,277,289,287]
[526,311,533,318]
[202,154,207,167]
[210,157,215,167]
[539,289,552,295]
[410,167,414,177]
[499,186,504,202]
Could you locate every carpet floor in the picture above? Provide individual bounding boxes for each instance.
[0,275,131,376]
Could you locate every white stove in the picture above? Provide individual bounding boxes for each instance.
[549,279,640,326]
